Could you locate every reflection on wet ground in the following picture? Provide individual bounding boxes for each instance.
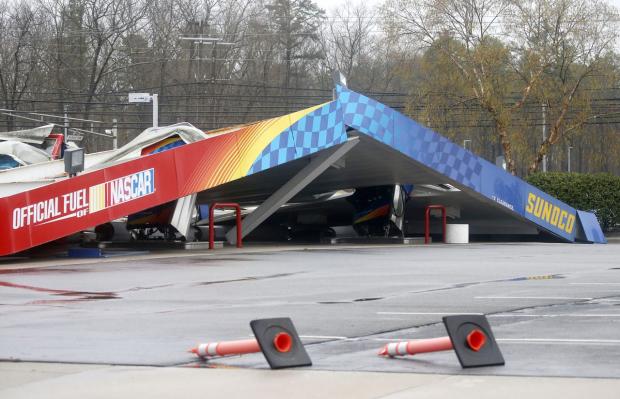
[0,280,119,304]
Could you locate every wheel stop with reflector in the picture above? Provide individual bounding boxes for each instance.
[378,314,504,368]
[250,317,312,369]
[189,317,312,369]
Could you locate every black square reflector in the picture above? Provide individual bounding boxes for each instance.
[443,315,505,368]
[250,317,312,370]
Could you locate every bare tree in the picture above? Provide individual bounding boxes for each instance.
[0,1,44,131]
[321,3,374,79]
[80,0,146,119]
[147,0,185,96]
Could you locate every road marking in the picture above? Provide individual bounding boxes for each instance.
[569,283,620,285]
[497,338,620,344]
[299,335,349,340]
[491,314,620,318]
[300,336,620,345]
[377,312,482,316]
[474,296,593,300]
[377,312,620,318]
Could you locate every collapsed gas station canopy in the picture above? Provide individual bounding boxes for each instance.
[0,85,606,256]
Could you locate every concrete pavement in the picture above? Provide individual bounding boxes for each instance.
[2,362,620,399]
[1,242,619,397]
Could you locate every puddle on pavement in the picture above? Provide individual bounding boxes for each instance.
[318,296,385,304]
[353,297,384,302]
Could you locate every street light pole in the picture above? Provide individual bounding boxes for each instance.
[152,94,158,128]
[128,92,159,128]
[112,118,118,149]
[568,146,573,173]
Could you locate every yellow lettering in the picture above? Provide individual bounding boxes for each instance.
[526,193,575,234]
[550,207,560,226]
[542,202,553,222]
[526,193,536,213]
[565,214,575,234]
[558,210,568,229]
[534,198,544,217]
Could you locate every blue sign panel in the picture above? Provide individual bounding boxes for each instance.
[576,210,606,243]
[479,159,525,214]
[522,185,577,240]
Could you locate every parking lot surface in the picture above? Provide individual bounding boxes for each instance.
[1,242,619,397]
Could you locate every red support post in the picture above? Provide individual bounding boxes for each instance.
[208,202,243,249]
[424,205,446,244]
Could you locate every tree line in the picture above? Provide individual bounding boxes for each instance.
[0,0,618,176]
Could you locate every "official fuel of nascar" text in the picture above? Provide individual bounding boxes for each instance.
[11,168,155,230]
[12,189,87,229]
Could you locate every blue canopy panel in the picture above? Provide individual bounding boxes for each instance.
[240,85,604,243]
[335,85,602,243]
[576,210,607,243]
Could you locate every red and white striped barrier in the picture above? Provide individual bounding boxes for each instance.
[379,329,486,357]
[190,333,292,358]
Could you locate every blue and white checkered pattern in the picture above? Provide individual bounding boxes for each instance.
[430,138,483,189]
[339,90,393,146]
[248,131,297,173]
[248,101,346,175]
[337,86,482,191]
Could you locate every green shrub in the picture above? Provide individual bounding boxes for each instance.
[526,172,620,231]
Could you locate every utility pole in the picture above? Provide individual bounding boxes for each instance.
[63,105,69,140]
[179,36,233,129]
[542,103,547,172]
[179,36,234,78]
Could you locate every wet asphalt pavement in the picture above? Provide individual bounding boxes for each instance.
[0,242,619,378]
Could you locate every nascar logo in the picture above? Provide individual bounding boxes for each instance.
[89,168,155,213]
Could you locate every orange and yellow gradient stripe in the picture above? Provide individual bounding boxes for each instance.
[182,103,327,194]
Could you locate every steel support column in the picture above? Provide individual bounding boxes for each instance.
[170,193,197,239]
[225,138,359,244]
